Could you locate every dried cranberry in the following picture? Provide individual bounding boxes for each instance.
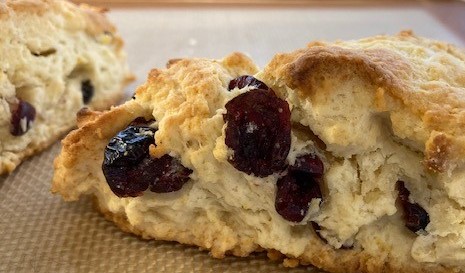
[81,80,94,104]
[275,171,322,222]
[224,89,291,177]
[102,157,152,197]
[291,154,324,178]
[228,75,270,91]
[396,181,430,232]
[149,154,193,193]
[10,100,36,136]
[104,126,156,167]
[102,125,156,197]
[102,123,193,197]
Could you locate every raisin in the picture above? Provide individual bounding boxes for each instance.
[224,89,291,177]
[228,75,270,91]
[81,80,94,104]
[10,99,36,136]
[396,181,430,232]
[291,154,324,178]
[102,123,193,197]
[149,154,193,193]
[275,171,322,222]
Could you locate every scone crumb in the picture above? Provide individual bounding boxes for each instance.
[149,144,167,159]
[267,249,284,261]
[283,257,300,268]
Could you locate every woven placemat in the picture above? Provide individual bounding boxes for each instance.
[0,143,324,273]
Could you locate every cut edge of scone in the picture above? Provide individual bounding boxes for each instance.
[0,0,134,175]
[53,33,465,273]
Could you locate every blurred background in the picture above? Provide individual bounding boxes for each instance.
[68,0,465,94]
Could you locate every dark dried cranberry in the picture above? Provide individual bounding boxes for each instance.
[81,80,94,104]
[291,154,324,178]
[103,157,152,197]
[149,154,193,193]
[102,123,193,197]
[102,125,156,197]
[396,181,430,232]
[224,89,291,177]
[228,75,270,91]
[104,126,156,167]
[10,100,36,136]
[275,171,322,222]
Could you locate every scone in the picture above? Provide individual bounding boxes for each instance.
[53,32,465,273]
[0,0,132,174]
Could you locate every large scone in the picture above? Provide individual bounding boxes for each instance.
[53,32,465,273]
[0,0,132,174]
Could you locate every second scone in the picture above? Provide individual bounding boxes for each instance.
[0,0,132,174]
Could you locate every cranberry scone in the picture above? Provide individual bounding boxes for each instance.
[0,0,132,174]
[53,32,465,273]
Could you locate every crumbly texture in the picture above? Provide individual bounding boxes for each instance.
[0,0,133,174]
[53,32,465,273]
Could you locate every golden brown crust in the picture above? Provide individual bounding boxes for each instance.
[263,31,465,175]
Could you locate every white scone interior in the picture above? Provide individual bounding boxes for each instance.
[0,0,132,174]
[53,32,465,273]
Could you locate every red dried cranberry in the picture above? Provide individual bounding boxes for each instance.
[291,154,324,178]
[149,154,193,193]
[224,89,291,177]
[275,171,322,222]
[10,100,36,136]
[396,181,430,232]
[228,75,271,91]
[81,80,94,104]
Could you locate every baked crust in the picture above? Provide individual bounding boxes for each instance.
[0,0,132,174]
[53,34,465,273]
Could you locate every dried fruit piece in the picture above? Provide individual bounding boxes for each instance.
[228,75,270,91]
[291,154,324,178]
[149,154,193,193]
[102,157,153,197]
[81,80,94,104]
[102,122,193,197]
[275,171,322,222]
[102,125,156,197]
[10,99,36,136]
[224,89,291,177]
[396,181,430,232]
[104,126,156,167]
